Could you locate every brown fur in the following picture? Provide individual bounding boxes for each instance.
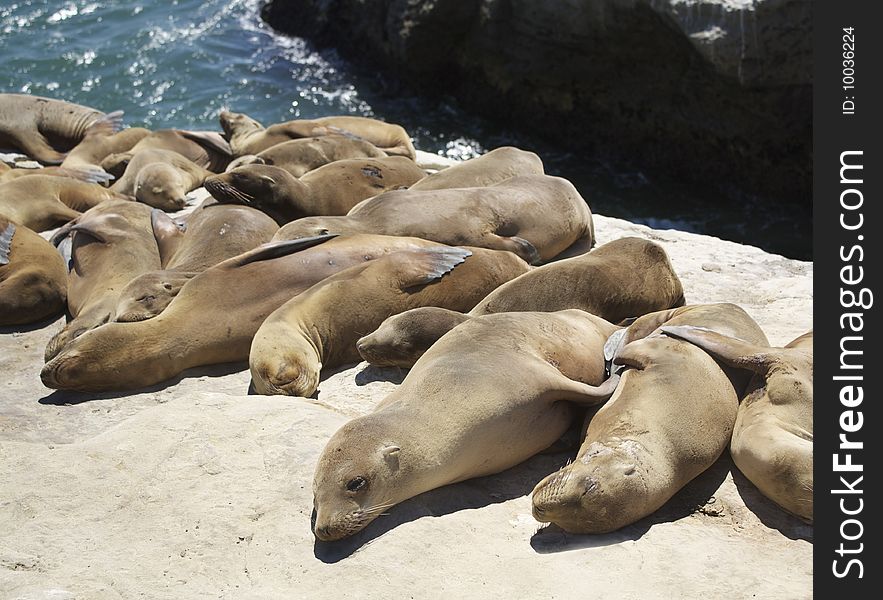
[224,135,386,177]
[409,146,544,191]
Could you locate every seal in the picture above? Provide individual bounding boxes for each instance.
[100,129,232,173]
[659,327,813,522]
[357,237,685,367]
[40,234,463,392]
[113,203,279,322]
[109,148,213,211]
[530,303,769,534]
[219,110,416,159]
[273,174,594,265]
[249,246,531,396]
[44,201,161,361]
[0,175,128,232]
[0,217,68,326]
[224,135,386,177]
[408,146,544,191]
[61,126,151,173]
[205,156,426,223]
[0,93,123,164]
[311,309,621,541]
[0,165,115,185]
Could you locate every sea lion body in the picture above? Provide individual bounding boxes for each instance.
[0,175,126,232]
[0,218,68,326]
[109,148,212,210]
[311,310,621,541]
[225,135,387,177]
[61,127,150,172]
[274,175,593,264]
[102,129,232,174]
[206,157,425,223]
[249,246,531,396]
[358,237,684,367]
[40,234,457,392]
[530,303,769,534]
[408,146,544,191]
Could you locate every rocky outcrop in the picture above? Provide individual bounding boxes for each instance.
[261,0,812,203]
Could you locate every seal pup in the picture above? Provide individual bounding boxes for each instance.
[249,246,531,396]
[0,218,68,326]
[357,237,684,367]
[224,135,386,177]
[659,327,813,522]
[0,175,127,232]
[114,204,279,322]
[61,126,151,173]
[0,94,123,164]
[273,175,594,265]
[44,201,161,361]
[102,129,232,173]
[408,146,544,191]
[205,156,426,223]
[109,148,212,211]
[219,110,416,159]
[311,310,621,541]
[40,234,459,392]
[530,303,768,534]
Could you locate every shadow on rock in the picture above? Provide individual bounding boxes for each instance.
[0,315,64,334]
[732,466,813,542]
[312,450,574,563]
[530,453,734,553]
[353,363,408,386]
[38,361,248,405]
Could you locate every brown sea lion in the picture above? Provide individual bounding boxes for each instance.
[273,175,593,265]
[0,165,115,185]
[0,218,67,326]
[0,93,122,164]
[102,129,232,174]
[224,135,387,177]
[40,234,463,392]
[659,327,813,522]
[60,126,150,173]
[249,246,531,396]
[357,237,684,368]
[219,110,416,159]
[311,310,621,541]
[205,156,426,223]
[530,303,768,534]
[108,148,212,211]
[0,175,127,232]
[408,146,544,191]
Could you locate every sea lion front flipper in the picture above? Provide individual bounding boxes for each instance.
[178,130,233,156]
[0,221,15,266]
[84,110,124,137]
[394,247,473,290]
[151,209,186,267]
[660,325,780,374]
[12,131,66,165]
[229,233,338,267]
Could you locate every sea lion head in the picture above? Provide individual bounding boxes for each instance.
[114,271,196,323]
[274,216,351,241]
[312,415,405,542]
[249,321,322,397]
[135,163,188,211]
[204,165,294,212]
[356,307,470,368]
[219,110,263,138]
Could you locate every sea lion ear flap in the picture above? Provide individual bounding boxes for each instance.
[382,446,401,469]
[151,209,185,266]
[660,326,778,374]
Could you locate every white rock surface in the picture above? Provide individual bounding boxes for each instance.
[0,208,812,598]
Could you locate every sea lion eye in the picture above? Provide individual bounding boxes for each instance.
[346,477,367,492]
[318,228,330,235]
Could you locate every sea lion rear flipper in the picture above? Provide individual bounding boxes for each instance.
[178,130,233,156]
[395,247,472,290]
[85,110,124,137]
[660,326,779,374]
[0,221,15,265]
[230,233,339,267]
[151,209,186,267]
[556,373,621,406]
[58,167,115,184]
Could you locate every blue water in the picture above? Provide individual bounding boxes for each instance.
[0,0,810,259]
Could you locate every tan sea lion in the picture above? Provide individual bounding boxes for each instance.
[530,303,768,534]
[659,327,813,522]
[224,135,387,177]
[219,110,416,159]
[0,165,115,185]
[44,201,161,361]
[0,218,67,326]
[108,148,212,211]
[273,175,593,265]
[60,126,150,173]
[113,203,279,322]
[40,234,461,392]
[250,246,531,396]
[311,310,621,542]
[205,156,426,223]
[408,146,544,191]
[0,175,127,232]
[0,93,122,164]
[102,129,232,174]
[357,237,684,368]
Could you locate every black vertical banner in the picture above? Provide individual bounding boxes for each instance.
[814,1,881,596]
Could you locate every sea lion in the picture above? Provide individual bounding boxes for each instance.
[357,237,684,368]
[219,110,416,159]
[44,201,161,361]
[0,175,127,232]
[101,129,232,173]
[114,203,279,322]
[0,218,67,326]
[60,126,151,173]
[273,175,594,265]
[0,93,122,164]
[250,246,531,396]
[659,327,813,522]
[40,234,462,392]
[530,303,768,534]
[311,310,621,542]
[205,156,426,223]
[108,148,212,211]
[224,135,386,177]
[408,146,544,191]
[0,165,114,185]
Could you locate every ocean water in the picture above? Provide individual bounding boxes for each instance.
[0,0,811,259]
